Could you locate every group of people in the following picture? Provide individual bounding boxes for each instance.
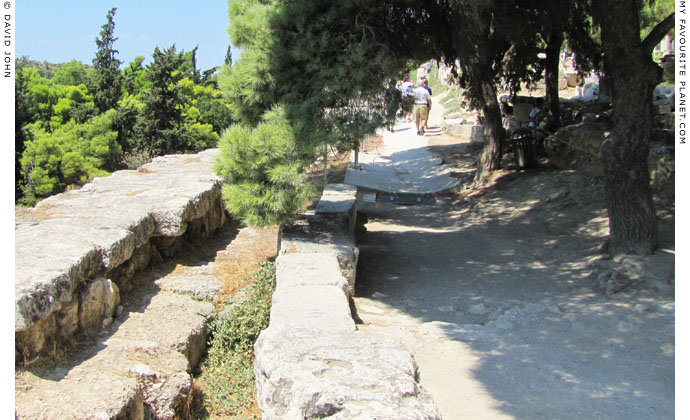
[384,72,433,136]
[501,96,557,137]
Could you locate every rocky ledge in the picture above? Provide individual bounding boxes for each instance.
[15,149,226,362]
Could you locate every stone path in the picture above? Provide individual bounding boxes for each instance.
[345,120,460,194]
[349,96,675,419]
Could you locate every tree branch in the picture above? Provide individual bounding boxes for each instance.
[641,13,675,55]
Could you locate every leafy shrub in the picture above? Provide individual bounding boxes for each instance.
[60,151,87,185]
[20,110,121,204]
[184,123,220,151]
[20,132,63,198]
[197,261,275,417]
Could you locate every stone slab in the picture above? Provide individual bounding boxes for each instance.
[269,285,356,333]
[315,193,356,214]
[155,274,223,301]
[279,221,358,262]
[276,253,350,295]
[321,183,358,196]
[254,327,441,420]
[279,221,359,293]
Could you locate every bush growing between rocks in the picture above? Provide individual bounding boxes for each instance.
[195,261,275,418]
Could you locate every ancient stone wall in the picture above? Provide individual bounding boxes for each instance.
[254,184,441,419]
[15,149,227,363]
[16,156,441,418]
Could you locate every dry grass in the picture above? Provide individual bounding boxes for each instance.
[306,148,352,212]
[210,225,279,302]
[159,222,279,308]
[363,135,384,153]
[15,203,56,222]
[308,149,351,185]
[124,188,152,196]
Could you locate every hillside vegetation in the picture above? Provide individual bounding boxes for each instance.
[15,8,234,206]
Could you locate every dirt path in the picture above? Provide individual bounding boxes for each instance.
[352,97,675,419]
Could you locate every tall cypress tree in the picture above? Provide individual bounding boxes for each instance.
[91,7,123,113]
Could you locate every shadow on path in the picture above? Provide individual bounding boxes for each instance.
[353,171,675,420]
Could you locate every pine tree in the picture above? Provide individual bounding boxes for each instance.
[215,0,405,226]
[91,7,123,113]
[134,45,186,155]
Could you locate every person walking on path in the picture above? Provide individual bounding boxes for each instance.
[422,79,432,130]
[412,80,432,135]
[401,76,414,122]
[384,80,402,132]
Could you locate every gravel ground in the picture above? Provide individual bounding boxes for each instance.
[352,100,675,419]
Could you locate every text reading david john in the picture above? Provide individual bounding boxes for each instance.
[4,11,12,78]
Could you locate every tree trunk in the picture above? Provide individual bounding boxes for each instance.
[544,29,563,125]
[474,76,504,185]
[598,0,659,255]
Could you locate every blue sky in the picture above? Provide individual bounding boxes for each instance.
[17,0,240,71]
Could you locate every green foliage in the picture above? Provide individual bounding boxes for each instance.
[185,123,220,151]
[218,49,275,126]
[114,93,143,152]
[225,45,233,66]
[20,131,63,198]
[53,60,89,86]
[198,261,275,417]
[78,110,122,169]
[50,84,93,127]
[180,46,202,83]
[17,49,233,204]
[214,106,316,226]
[20,59,63,79]
[25,69,58,126]
[60,152,88,185]
[640,0,674,39]
[183,79,236,133]
[134,45,187,154]
[226,0,275,49]
[196,96,234,133]
[427,62,448,95]
[20,111,120,203]
[122,56,150,96]
[216,0,408,225]
[16,58,37,200]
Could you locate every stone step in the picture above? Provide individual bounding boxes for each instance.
[16,224,279,419]
[16,286,212,420]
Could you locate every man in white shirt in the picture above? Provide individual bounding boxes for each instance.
[401,76,415,122]
[411,80,432,135]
